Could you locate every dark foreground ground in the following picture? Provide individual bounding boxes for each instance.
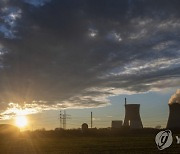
[0,130,180,154]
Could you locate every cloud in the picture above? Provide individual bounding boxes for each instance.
[106,31,122,42]
[0,4,22,39]
[22,0,51,7]
[0,0,179,118]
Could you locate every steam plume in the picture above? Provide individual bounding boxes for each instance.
[169,89,180,104]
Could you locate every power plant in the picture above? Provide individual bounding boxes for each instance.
[60,90,180,130]
[123,98,143,129]
[167,103,180,129]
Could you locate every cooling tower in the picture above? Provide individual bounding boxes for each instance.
[167,103,180,129]
[123,103,143,129]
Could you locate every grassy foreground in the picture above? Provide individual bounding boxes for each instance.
[0,131,180,154]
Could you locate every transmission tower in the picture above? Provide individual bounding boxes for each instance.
[59,110,71,129]
[60,110,62,129]
[63,110,66,129]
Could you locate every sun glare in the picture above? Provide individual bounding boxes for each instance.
[15,115,28,128]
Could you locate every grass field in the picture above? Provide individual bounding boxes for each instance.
[0,132,180,154]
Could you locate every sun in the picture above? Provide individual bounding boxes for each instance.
[15,115,28,128]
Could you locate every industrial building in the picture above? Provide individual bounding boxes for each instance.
[111,120,123,129]
[81,123,88,132]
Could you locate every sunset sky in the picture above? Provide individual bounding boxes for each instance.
[0,0,179,130]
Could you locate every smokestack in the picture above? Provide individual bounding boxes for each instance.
[167,89,180,129]
[123,101,143,129]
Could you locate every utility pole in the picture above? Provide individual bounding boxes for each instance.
[91,112,93,128]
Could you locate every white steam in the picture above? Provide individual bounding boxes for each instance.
[169,89,180,104]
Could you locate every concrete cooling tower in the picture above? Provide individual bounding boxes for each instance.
[123,98,143,129]
[167,103,180,129]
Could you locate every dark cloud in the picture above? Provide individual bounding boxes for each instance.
[0,0,179,115]
[22,0,51,7]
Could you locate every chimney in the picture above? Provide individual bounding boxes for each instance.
[123,103,143,129]
[167,103,180,129]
